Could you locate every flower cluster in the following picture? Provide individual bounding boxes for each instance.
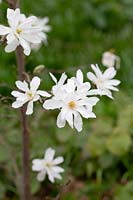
[32,148,64,183]
[12,67,120,131]
[43,70,99,132]
[0,8,50,55]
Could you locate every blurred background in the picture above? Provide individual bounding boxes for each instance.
[0,0,133,199]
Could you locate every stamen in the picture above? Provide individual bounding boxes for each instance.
[16,29,22,34]
[68,101,76,109]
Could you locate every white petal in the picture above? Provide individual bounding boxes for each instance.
[49,72,57,84]
[30,76,40,92]
[58,72,67,86]
[11,91,25,98]
[26,101,33,115]
[52,166,64,173]
[15,80,29,92]
[87,72,97,83]
[5,40,18,53]
[103,67,116,80]
[74,112,83,132]
[44,148,55,162]
[66,79,75,93]
[37,171,46,182]
[0,25,10,35]
[76,69,83,83]
[43,99,62,110]
[91,64,103,78]
[12,100,24,108]
[57,112,66,128]
[37,90,51,97]
[53,157,64,165]
[66,112,73,129]
[19,37,31,56]
[76,107,90,118]
[32,159,43,171]
[46,168,55,183]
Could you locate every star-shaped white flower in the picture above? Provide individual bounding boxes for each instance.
[87,64,120,99]
[0,8,49,55]
[43,70,99,132]
[102,51,120,69]
[32,148,64,183]
[11,76,51,115]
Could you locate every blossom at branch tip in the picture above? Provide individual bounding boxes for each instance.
[32,148,64,183]
[102,51,120,69]
[0,8,50,55]
[43,70,99,132]
[87,64,121,99]
[11,76,51,115]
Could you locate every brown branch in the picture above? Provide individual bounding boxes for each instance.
[16,46,31,200]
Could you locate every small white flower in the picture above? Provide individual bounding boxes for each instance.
[102,51,120,69]
[32,148,64,183]
[11,76,51,115]
[0,8,49,55]
[43,70,99,132]
[87,64,120,99]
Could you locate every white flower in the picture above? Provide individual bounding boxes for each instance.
[0,8,48,55]
[43,70,99,132]
[32,148,64,183]
[102,51,120,69]
[11,76,51,115]
[87,64,120,99]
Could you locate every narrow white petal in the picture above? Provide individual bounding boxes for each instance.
[15,80,29,92]
[87,72,97,83]
[37,90,51,97]
[74,112,83,132]
[26,101,33,115]
[37,171,46,182]
[53,157,64,165]
[43,99,62,110]
[47,168,55,183]
[52,166,64,173]
[5,40,18,53]
[12,100,24,108]
[103,67,116,79]
[76,69,83,83]
[57,112,66,128]
[66,112,73,129]
[49,72,57,84]
[32,159,43,171]
[30,76,40,92]
[44,148,55,161]
[0,25,10,35]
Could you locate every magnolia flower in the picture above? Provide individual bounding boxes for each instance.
[43,70,99,132]
[102,51,120,69]
[32,148,64,183]
[11,76,51,115]
[0,8,49,55]
[87,64,120,99]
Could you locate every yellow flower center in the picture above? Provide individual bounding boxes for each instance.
[45,162,52,168]
[68,101,76,109]
[27,92,33,98]
[16,28,22,34]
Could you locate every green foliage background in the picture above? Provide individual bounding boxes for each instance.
[0,0,133,199]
